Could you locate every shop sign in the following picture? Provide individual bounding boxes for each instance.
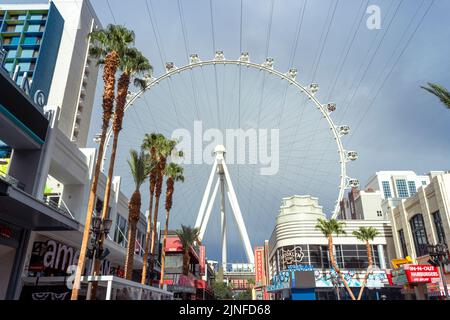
[404,264,440,284]
[391,268,408,286]
[281,245,305,266]
[255,247,265,286]
[0,224,13,239]
[167,285,196,294]
[199,246,206,275]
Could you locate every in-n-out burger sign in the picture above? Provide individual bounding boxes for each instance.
[389,264,441,285]
[0,225,13,239]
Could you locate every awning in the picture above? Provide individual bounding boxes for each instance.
[0,180,78,231]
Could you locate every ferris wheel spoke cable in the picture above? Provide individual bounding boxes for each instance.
[348,0,435,143]
[325,0,369,102]
[337,0,405,124]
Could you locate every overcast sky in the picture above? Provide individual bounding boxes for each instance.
[5,0,450,263]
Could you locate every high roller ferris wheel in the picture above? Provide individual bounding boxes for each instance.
[101,51,360,264]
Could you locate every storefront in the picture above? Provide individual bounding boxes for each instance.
[267,265,400,300]
[389,264,446,300]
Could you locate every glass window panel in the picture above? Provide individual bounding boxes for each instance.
[396,179,409,198]
[6,49,17,59]
[382,181,392,198]
[27,24,41,32]
[4,62,14,72]
[410,214,429,256]
[20,49,34,58]
[408,181,417,195]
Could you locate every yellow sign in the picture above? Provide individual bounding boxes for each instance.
[391,256,413,269]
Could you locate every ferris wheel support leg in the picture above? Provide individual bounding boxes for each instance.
[195,159,218,230]
[220,173,227,268]
[199,178,220,240]
[222,161,255,264]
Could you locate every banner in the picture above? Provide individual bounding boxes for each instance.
[199,245,206,275]
[254,246,265,287]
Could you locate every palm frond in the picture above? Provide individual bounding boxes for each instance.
[421,82,450,109]
[127,149,148,190]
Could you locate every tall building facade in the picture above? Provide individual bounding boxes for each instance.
[365,171,433,200]
[1,0,101,147]
[0,3,64,100]
[46,0,101,147]
[388,172,450,299]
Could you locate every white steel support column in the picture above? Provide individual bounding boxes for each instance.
[199,179,220,240]
[220,172,227,266]
[193,145,254,265]
[195,159,218,230]
[222,160,254,264]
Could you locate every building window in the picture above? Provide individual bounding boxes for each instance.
[377,210,383,217]
[20,49,35,58]
[433,211,447,246]
[410,214,429,256]
[26,24,43,32]
[6,49,17,59]
[23,37,40,45]
[3,37,21,45]
[382,181,392,198]
[114,215,128,247]
[396,179,409,198]
[422,181,427,186]
[398,229,408,257]
[408,181,417,195]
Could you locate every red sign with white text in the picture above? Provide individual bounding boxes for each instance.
[254,246,265,286]
[199,246,206,275]
[404,264,440,284]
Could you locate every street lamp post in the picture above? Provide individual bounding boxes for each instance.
[86,216,112,300]
[426,243,450,300]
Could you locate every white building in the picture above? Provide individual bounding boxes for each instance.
[267,195,397,299]
[46,0,101,147]
[365,171,434,200]
[339,188,384,220]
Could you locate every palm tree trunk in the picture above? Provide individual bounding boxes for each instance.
[357,241,373,300]
[149,189,161,285]
[149,160,165,285]
[159,209,170,289]
[124,190,141,280]
[183,251,190,276]
[141,189,154,284]
[71,51,119,300]
[90,73,130,298]
[328,236,356,300]
[124,222,137,280]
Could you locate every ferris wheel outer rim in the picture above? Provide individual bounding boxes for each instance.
[101,58,353,218]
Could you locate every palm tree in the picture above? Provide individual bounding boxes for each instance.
[89,48,152,295]
[159,164,186,289]
[123,149,151,279]
[71,24,135,300]
[140,133,166,284]
[175,225,198,277]
[421,82,450,109]
[352,226,380,300]
[148,138,180,284]
[315,218,356,300]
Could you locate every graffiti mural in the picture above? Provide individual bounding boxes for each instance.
[314,268,388,288]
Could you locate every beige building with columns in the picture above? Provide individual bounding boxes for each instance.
[388,172,450,299]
